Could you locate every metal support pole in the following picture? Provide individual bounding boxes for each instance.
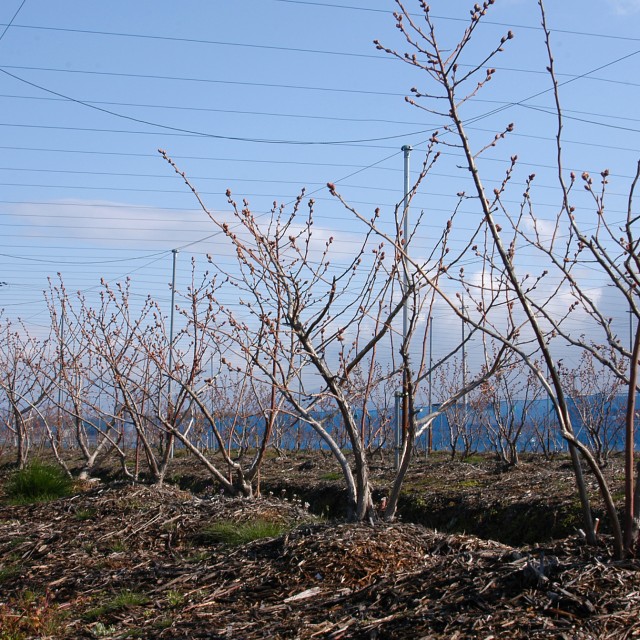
[168,248,179,458]
[57,309,64,451]
[402,144,411,358]
[428,316,433,455]
[461,294,467,409]
[631,288,634,355]
[626,289,638,551]
[546,362,551,452]
[401,144,411,466]
[394,391,403,470]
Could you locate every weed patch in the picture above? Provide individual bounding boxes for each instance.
[74,508,97,521]
[320,471,343,482]
[84,590,149,622]
[165,590,185,607]
[4,462,73,504]
[198,519,288,546]
[0,561,21,583]
[0,590,65,639]
[106,539,127,553]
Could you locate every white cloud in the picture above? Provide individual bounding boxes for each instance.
[7,199,225,249]
[523,216,557,246]
[607,0,640,14]
[6,198,366,261]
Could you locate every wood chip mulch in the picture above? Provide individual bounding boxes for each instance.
[1,482,639,639]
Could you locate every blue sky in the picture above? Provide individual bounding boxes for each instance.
[0,0,639,371]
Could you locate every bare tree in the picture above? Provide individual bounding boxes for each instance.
[360,362,396,458]
[559,352,626,469]
[480,361,545,466]
[134,261,287,497]
[377,0,639,556]
[161,145,507,521]
[0,315,52,469]
[75,278,174,484]
[42,278,130,480]
[434,358,481,460]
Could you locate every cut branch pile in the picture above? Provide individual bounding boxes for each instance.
[1,482,639,638]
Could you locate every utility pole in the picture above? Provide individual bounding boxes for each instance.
[57,306,64,451]
[461,294,467,408]
[546,361,551,453]
[396,144,412,470]
[626,286,637,551]
[402,145,411,373]
[428,316,433,455]
[630,287,634,355]
[168,248,179,458]
[394,390,403,470]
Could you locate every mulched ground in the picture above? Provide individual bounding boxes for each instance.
[1,477,639,639]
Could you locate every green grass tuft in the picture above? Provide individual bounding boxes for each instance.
[4,462,73,504]
[199,519,288,546]
[84,590,149,622]
[90,622,117,638]
[106,539,127,553]
[0,564,20,584]
[320,471,343,482]
[74,508,97,521]
[165,590,185,607]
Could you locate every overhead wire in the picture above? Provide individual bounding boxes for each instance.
[0,0,26,43]
[1,1,637,322]
[3,90,640,129]
[0,92,437,126]
[3,5,637,46]
[0,24,638,90]
[0,66,436,146]
[0,64,407,96]
[0,249,170,266]
[460,47,640,127]
[0,22,392,61]
[3,61,640,106]
[271,0,640,43]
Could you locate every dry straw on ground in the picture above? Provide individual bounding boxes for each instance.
[1,478,639,639]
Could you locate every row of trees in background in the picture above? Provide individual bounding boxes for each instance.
[0,0,639,557]
[0,308,627,473]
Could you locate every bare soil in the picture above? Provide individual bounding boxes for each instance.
[0,452,638,639]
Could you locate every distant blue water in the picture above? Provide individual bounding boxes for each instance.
[425,393,639,454]
[11,393,639,454]
[267,393,640,453]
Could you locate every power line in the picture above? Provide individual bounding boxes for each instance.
[0,249,170,266]
[0,66,433,145]
[1,56,637,144]
[3,110,640,180]
[0,0,26,44]
[1,161,638,198]
[0,20,637,90]
[0,22,391,61]
[0,2,636,317]
[0,92,436,126]
[6,137,636,180]
[1,114,638,171]
[0,64,406,96]
[0,123,414,155]
[3,92,640,141]
[4,61,640,100]
[460,47,640,128]
[1,95,639,152]
[520,103,640,135]
[0,144,406,170]
[0,193,631,231]
[271,0,640,43]
[0,121,406,149]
